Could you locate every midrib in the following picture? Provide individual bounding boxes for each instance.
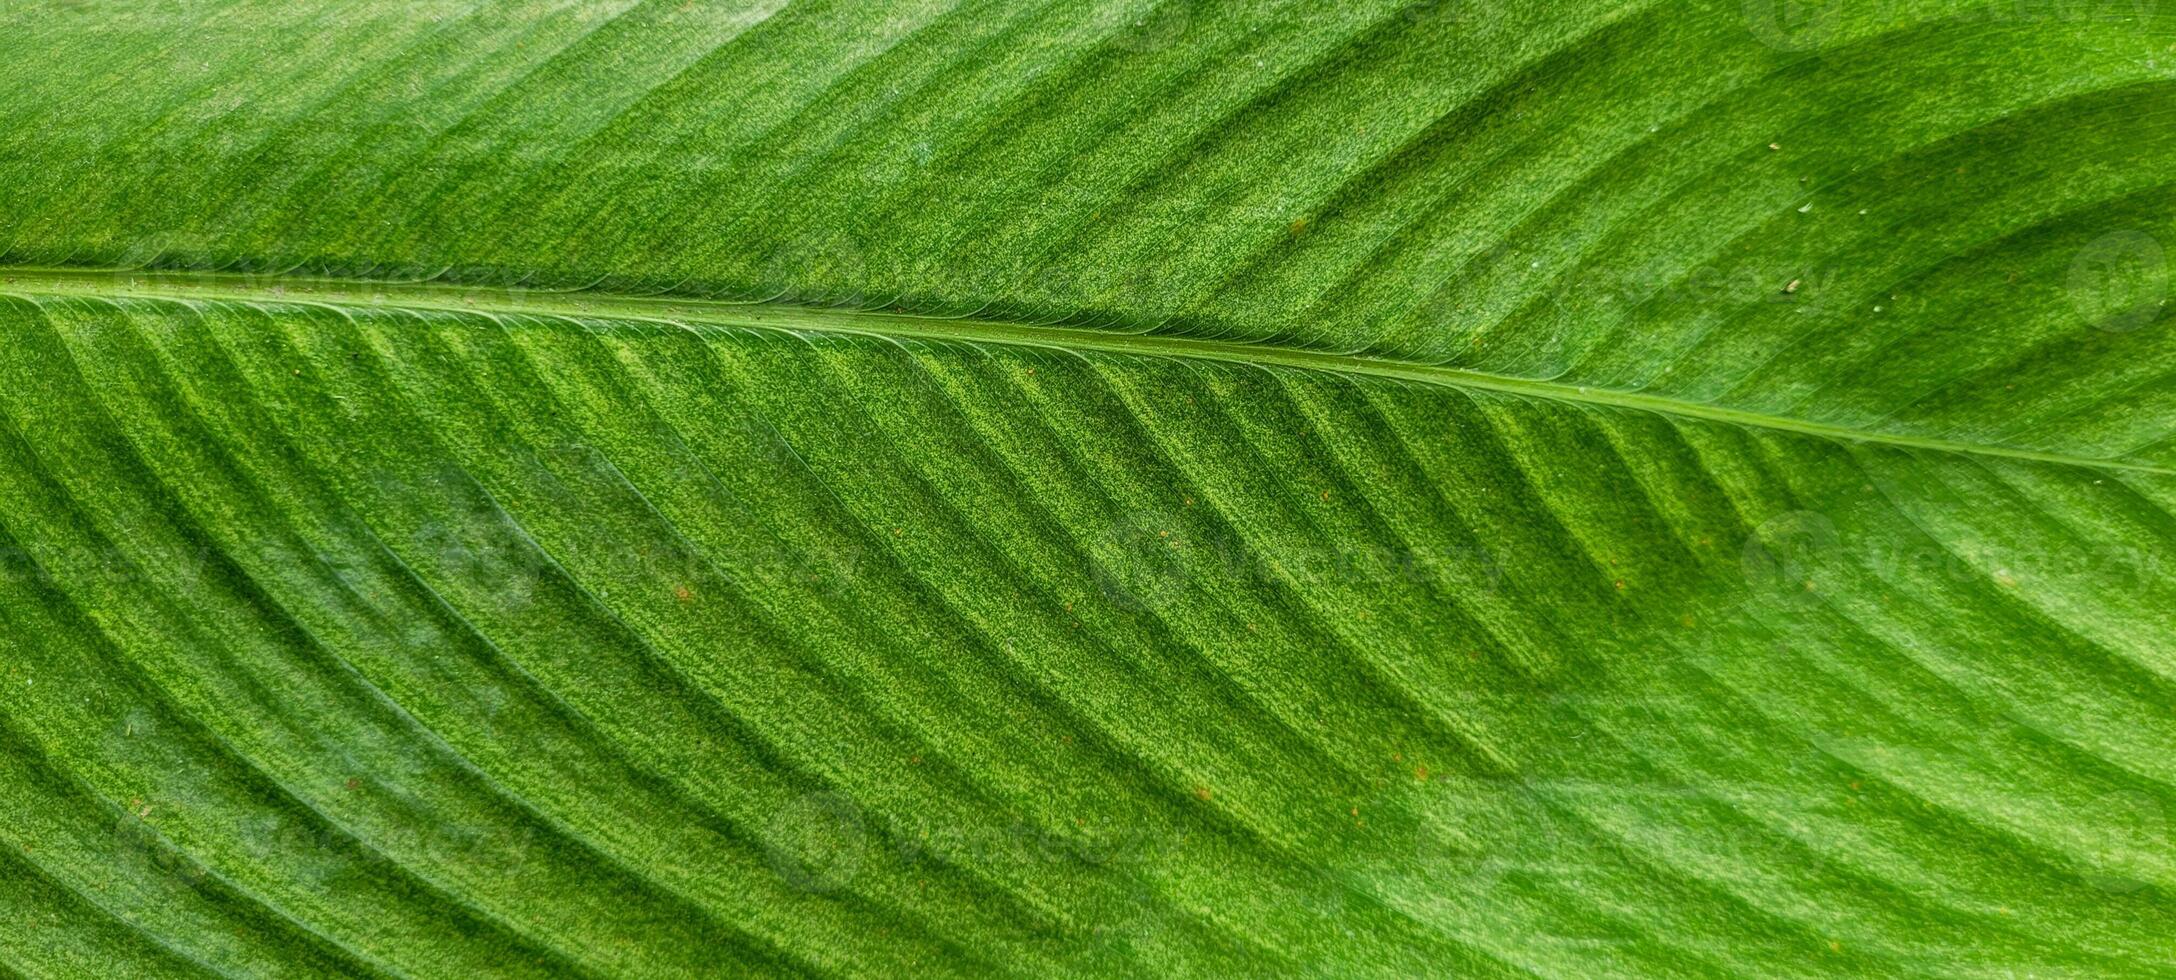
[5,265,2166,477]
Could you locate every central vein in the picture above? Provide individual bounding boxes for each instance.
[4,265,2164,477]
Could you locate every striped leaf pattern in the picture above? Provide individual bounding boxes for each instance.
[2,1,2174,976]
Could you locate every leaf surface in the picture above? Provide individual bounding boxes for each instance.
[2,2,2174,976]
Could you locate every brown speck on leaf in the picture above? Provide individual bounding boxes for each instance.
[673,585,693,603]
[345,778,358,790]
[1613,579,1626,590]
[1414,765,1429,782]
[1288,217,1309,238]
[909,755,922,766]
[1193,786,1213,801]
[1320,489,1330,502]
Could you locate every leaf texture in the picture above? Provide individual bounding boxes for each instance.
[1,1,2174,976]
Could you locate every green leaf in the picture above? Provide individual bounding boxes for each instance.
[3,1,2174,975]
